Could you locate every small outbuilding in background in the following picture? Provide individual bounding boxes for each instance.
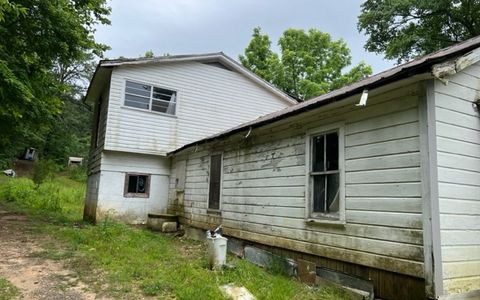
[24,148,36,161]
[68,157,83,167]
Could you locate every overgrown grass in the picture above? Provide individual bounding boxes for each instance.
[0,278,19,300]
[0,176,84,222]
[67,165,88,182]
[0,176,350,300]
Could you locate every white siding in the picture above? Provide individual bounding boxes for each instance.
[435,63,480,295]
[105,62,291,155]
[169,83,425,278]
[95,151,171,223]
[85,84,110,220]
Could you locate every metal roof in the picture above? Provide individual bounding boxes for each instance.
[170,35,480,155]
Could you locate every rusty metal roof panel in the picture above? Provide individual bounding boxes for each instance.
[168,35,480,155]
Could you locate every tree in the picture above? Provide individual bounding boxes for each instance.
[239,27,281,83]
[0,0,110,167]
[43,53,97,164]
[42,98,93,164]
[240,28,372,100]
[143,50,154,58]
[358,0,480,63]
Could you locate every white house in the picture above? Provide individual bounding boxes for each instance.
[165,38,480,300]
[83,53,296,223]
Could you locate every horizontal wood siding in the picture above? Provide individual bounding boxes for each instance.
[85,84,110,221]
[169,83,426,278]
[88,86,109,175]
[105,62,290,155]
[435,63,480,294]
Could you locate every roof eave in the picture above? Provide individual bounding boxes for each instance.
[84,65,112,105]
[98,53,298,105]
[168,36,480,156]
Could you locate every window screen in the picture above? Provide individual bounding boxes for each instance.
[311,132,340,216]
[208,154,222,210]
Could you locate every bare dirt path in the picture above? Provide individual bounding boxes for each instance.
[0,209,103,300]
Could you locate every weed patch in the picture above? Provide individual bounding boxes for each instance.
[0,177,84,221]
[67,165,87,182]
[0,278,19,300]
[0,176,349,300]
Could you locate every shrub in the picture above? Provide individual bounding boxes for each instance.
[32,159,58,184]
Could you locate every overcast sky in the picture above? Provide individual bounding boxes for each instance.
[95,0,395,74]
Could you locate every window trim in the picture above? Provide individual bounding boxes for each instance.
[305,122,345,224]
[122,79,178,116]
[207,153,223,213]
[123,173,151,198]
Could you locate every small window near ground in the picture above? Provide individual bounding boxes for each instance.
[308,128,344,221]
[124,173,150,198]
[208,154,222,210]
[124,80,177,115]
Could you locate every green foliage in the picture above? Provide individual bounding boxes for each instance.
[240,27,372,100]
[143,50,154,58]
[0,277,19,300]
[0,174,348,300]
[0,176,84,216]
[239,27,280,83]
[0,0,110,167]
[43,99,92,165]
[50,222,342,300]
[1,177,36,203]
[358,0,480,63]
[68,165,87,182]
[32,159,58,184]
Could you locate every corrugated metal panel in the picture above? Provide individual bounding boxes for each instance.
[170,35,480,155]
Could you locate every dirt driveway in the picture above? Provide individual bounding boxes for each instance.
[0,209,103,300]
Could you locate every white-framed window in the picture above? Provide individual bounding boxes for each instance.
[124,80,177,115]
[306,123,345,223]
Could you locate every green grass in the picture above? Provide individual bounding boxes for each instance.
[0,278,19,300]
[0,176,350,300]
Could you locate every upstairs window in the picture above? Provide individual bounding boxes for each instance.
[307,124,345,222]
[124,80,177,115]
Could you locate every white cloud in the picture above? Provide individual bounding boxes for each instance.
[95,0,395,72]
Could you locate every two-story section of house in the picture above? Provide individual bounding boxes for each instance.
[83,53,296,223]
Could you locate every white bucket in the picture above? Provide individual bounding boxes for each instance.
[207,235,228,269]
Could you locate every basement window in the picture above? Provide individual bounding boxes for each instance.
[307,124,345,222]
[124,80,177,115]
[124,173,150,198]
